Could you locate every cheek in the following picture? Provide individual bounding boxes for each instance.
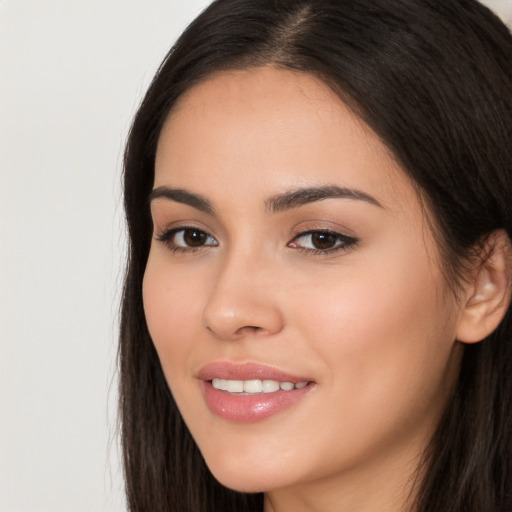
[290,248,459,412]
[273,262,459,476]
[142,253,202,380]
[300,234,454,351]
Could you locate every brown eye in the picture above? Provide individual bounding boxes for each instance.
[289,230,358,254]
[310,232,337,250]
[157,227,218,252]
[182,229,208,247]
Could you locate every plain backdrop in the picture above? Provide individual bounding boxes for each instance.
[1,1,511,511]
[0,2,211,511]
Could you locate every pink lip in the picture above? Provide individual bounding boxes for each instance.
[197,362,315,423]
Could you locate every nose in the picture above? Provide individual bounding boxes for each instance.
[202,250,284,341]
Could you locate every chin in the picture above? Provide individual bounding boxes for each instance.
[203,454,292,494]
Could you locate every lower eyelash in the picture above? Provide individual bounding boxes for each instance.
[298,240,357,255]
[155,227,213,254]
[292,231,358,255]
[155,232,183,253]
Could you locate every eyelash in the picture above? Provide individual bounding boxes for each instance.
[156,227,358,255]
[156,226,218,254]
[289,230,358,255]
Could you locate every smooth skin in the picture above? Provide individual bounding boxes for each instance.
[143,67,510,512]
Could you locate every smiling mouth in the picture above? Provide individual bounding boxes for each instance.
[211,378,310,394]
[201,368,315,422]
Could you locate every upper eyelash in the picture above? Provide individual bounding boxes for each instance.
[156,226,218,253]
[289,229,358,255]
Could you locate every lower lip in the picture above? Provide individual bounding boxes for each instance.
[201,381,314,422]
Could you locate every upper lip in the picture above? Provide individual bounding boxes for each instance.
[197,361,313,384]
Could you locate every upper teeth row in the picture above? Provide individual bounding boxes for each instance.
[212,378,308,394]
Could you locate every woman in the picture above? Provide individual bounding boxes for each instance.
[119,0,512,510]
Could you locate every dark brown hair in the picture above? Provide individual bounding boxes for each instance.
[120,1,512,510]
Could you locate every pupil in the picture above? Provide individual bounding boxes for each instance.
[184,229,206,247]
[312,232,336,249]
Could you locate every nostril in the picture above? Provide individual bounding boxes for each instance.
[235,325,264,335]
[206,323,266,341]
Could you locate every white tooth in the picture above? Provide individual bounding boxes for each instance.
[244,380,263,393]
[213,378,305,393]
[262,380,280,393]
[212,378,228,390]
[226,380,244,393]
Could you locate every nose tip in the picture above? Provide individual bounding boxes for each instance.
[203,299,284,341]
[202,262,284,341]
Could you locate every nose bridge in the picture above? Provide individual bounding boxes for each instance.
[202,242,283,340]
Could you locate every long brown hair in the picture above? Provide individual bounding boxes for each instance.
[120,1,512,510]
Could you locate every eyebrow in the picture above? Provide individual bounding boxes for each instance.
[265,185,383,212]
[148,186,215,214]
[148,184,383,215]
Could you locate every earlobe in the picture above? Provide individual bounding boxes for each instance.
[456,230,512,344]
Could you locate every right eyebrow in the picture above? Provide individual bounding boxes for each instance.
[265,185,383,213]
[148,186,215,215]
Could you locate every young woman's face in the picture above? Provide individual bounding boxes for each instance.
[143,67,464,505]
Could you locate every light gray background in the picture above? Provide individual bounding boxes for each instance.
[0,2,211,511]
[1,1,511,511]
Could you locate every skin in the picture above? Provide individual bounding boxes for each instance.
[143,67,467,512]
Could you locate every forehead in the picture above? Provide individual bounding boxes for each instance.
[169,66,350,124]
[155,66,416,215]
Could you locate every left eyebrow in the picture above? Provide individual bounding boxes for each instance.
[148,186,215,214]
[265,185,383,213]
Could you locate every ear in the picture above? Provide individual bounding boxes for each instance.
[456,230,512,344]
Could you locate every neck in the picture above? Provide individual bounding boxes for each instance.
[263,437,424,512]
